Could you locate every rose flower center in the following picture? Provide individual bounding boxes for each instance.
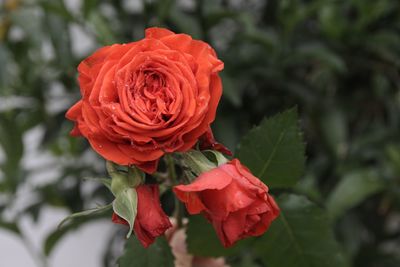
[127,69,174,124]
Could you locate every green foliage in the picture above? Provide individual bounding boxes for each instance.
[237,108,305,188]
[326,170,386,220]
[0,220,20,235]
[118,236,174,267]
[256,194,349,267]
[0,0,399,266]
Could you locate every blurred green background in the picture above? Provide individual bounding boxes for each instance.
[0,0,400,266]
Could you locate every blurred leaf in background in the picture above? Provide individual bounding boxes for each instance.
[0,0,399,266]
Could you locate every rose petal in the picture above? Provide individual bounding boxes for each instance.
[219,209,247,247]
[145,27,175,39]
[88,136,133,165]
[200,177,255,219]
[174,168,232,192]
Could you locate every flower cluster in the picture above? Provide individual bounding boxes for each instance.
[66,28,279,249]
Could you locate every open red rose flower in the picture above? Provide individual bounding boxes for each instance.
[112,184,172,248]
[173,159,280,247]
[66,27,224,173]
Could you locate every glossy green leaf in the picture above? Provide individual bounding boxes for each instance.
[256,194,350,267]
[118,236,174,267]
[236,108,306,188]
[326,170,386,220]
[113,188,138,238]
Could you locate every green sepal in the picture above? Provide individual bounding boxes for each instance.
[113,187,138,239]
[58,203,112,229]
[127,166,145,187]
[107,161,130,196]
[83,177,112,191]
[203,150,229,166]
[107,161,144,196]
[179,150,217,176]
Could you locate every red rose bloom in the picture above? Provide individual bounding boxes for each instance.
[112,184,172,247]
[173,159,280,247]
[66,27,224,173]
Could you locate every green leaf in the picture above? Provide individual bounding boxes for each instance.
[88,12,117,45]
[220,72,242,107]
[0,220,20,235]
[58,203,112,229]
[156,0,174,21]
[326,170,386,220]
[0,115,24,191]
[386,144,400,175]
[204,10,241,29]
[39,0,76,21]
[83,0,99,18]
[186,215,245,257]
[113,188,138,238]
[118,236,174,267]
[169,8,202,38]
[44,9,73,69]
[236,108,306,188]
[295,43,347,73]
[319,107,348,159]
[256,194,350,267]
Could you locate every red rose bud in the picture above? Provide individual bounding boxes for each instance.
[66,27,224,173]
[112,184,172,247]
[173,159,280,247]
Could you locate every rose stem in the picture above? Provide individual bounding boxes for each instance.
[165,154,184,228]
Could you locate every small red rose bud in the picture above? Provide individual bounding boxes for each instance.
[112,184,172,248]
